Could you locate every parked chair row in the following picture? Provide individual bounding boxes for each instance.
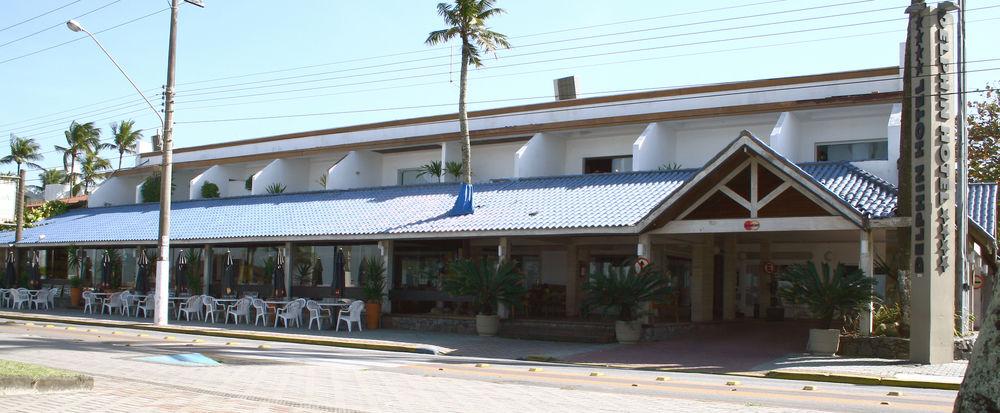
[0,288,52,311]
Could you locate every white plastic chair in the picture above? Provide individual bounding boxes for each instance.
[306,300,333,330]
[177,295,203,321]
[30,289,50,310]
[225,297,252,324]
[0,289,10,308]
[82,291,97,314]
[336,300,365,332]
[136,295,156,318]
[12,288,31,309]
[101,291,123,315]
[251,298,268,326]
[202,295,224,323]
[119,292,133,317]
[46,286,59,308]
[274,300,303,328]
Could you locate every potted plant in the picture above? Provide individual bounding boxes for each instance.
[361,257,387,330]
[68,276,83,307]
[443,258,526,337]
[778,261,874,355]
[583,259,671,344]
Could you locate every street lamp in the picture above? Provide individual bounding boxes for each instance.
[68,0,200,326]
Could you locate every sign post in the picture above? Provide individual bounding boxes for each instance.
[907,1,960,364]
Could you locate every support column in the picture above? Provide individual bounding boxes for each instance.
[758,240,772,315]
[201,245,211,295]
[723,236,738,321]
[283,242,292,299]
[691,235,714,322]
[859,230,875,336]
[565,242,580,317]
[497,237,511,318]
[637,233,654,323]
[378,240,393,314]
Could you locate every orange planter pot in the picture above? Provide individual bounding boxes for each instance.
[365,302,381,330]
[70,287,82,307]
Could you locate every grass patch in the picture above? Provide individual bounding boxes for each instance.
[0,360,80,380]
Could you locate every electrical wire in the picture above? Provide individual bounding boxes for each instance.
[0,0,121,49]
[0,0,82,33]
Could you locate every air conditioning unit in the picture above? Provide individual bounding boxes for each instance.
[553,76,577,101]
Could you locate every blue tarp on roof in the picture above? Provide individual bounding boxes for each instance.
[0,160,960,246]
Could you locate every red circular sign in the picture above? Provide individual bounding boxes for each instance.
[763,261,776,275]
[635,257,651,270]
[744,220,760,231]
[974,274,985,290]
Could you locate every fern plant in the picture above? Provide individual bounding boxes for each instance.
[416,161,443,180]
[444,258,526,315]
[778,261,874,330]
[200,181,220,198]
[583,259,671,322]
[445,161,464,179]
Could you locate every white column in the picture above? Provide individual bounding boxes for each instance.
[514,132,565,178]
[723,235,738,321]
[859,230,875,336]
[632,122,677,171]
[691,235,714,322]
[378,240,393,314]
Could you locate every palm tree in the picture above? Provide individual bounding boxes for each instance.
[426,0,510,185]
[75,152,111,195]
[38,169,67,190]
[56,121,102,195]
[108,120,143,170]
[1,135,44,176]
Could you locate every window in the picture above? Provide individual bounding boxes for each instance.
[583,155,632,174]
[397,168,425,186]
[816,140,888,162]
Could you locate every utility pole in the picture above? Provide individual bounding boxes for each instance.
[153,0,183,326]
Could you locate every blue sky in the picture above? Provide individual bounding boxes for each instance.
[0,0,997,179]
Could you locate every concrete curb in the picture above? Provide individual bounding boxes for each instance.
[0,311,445,355]
[764,370,960,390]
[0,375,94,395]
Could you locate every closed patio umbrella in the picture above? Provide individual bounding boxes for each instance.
[175,252,188,293]
[223,251,235,297]
[135,251,149,293]
[332,248,344,298]
[272,249,285,298]
[5,251,15,288]
[100,251,112,291]
[29,251,41,288]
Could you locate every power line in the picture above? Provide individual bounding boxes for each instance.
[0,87,160,130]
[173,0,794,88]
[0,0,121,49]
[176,0,897,95]
[0,6,168,66]
[2,97,161,138]
[0,0,81,33]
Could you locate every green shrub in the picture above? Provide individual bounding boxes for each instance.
[265,182,286,194]
[583,259,671,322]
[778,261,874,330]
[200,181,220,198]
[140,174,175,203]
[444,258,526,315]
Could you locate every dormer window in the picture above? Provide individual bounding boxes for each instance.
[583,155,632,174]
[816,140,888,162]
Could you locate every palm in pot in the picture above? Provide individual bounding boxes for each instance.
[583,260,671,344]
[361,257,387,330]
[443,259,525,336]
[778,261,874,354]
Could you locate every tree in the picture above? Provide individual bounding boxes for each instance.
[1,135,44,176]
[426,0,510,184]
[108,120,143,170]
[968,84,1000,182]
[75,152,111,195]
[56,121,102,195]
[954,273,1000,411]
[38,169,66,189]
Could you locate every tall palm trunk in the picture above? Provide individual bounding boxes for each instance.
[458,35,472,185]
[117,152,124,171]
[69,151,77,195]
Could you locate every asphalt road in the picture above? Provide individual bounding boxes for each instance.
[0,319,957,413]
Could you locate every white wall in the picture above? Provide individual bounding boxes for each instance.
[252,158,310,195]
[794,105,895,184]
[0,179,16,223]
[563,134,635,175]
[189,165,242,199]
[379,149,439,186]
[441,141,462,183]
[632,122,677,171]
[672,122,777,168]
[470,141,520,182]
[768,112,802,162]
[88,175,144,207]
[327,150,382,190]
[307,155,344,191]
[43,184,70,201]
[515,133,565,178]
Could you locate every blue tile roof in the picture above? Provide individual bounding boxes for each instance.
[968,183,998,237]
[2,161,985,246]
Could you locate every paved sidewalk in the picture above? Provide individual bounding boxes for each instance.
[0,309,610,361]
[754,353,967,386]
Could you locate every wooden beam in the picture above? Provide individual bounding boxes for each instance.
[653,216,858,234]
[677,159,751,220]
[756,182,792,209]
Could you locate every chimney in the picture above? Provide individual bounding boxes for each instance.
[553,76,577,101]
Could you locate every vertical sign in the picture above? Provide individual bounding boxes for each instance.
[909,1,959,364]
